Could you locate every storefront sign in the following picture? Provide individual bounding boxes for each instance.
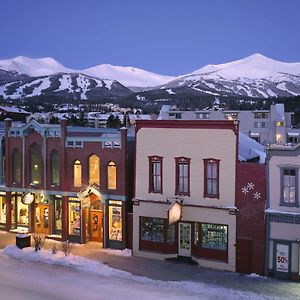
[276,244,289,273]
[21,193,35,205]
[168,201,182,225]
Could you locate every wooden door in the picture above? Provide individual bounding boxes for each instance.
[90,210,103,242]
[35,204,50,235]
[236,238,252,274]
[178,223,191,257]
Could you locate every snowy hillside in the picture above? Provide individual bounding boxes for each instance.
[0,56,174,88]
[161,54,300,98]
[0,72,131,100]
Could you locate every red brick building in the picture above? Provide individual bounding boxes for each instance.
[236,163,266,275]
[0,118,133,249]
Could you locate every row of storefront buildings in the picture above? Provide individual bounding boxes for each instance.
[0,115,299,281]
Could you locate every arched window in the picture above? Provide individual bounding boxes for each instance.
[107,161,116,190]
[12,149,21,184]
[51,150,60,185]
[74,160,82,187]
[30,144,41,185]
[89,154,100,185]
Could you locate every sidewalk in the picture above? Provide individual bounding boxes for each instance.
[1,231,299,299]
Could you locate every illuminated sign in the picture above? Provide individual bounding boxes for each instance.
[21,193,35,205]
[168,201,182,225]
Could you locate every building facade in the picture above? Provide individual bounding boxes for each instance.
[0,118,132,249]
[265,143,300,280]
[158,104,299,145]
[132,120,238,271]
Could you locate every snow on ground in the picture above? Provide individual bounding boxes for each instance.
[100,248,132,257]
[0,245,285,300]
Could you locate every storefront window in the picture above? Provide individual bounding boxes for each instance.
[109,200,122,241]
[0,193,6,224]
[167,224,176,243]
[17,194,29,227]
[201,223,228,251]
[89,154,100,186]
[141,217,164,242]
[107,161,116,190]
[54,196,62,233]
[69,200,80,235]
[73,160,82,187]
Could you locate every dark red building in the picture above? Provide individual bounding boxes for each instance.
[0,118,133,249]
[236,162,266,275]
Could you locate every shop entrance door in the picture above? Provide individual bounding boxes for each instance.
[90,210,103,243]
[273,241,291,280]
[178,223,191,257]
[35,204,50,235]
[236,238,253,274]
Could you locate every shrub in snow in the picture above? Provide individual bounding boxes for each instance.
[62,240,72,256]
[32,234,45,251]
[51,244,57,254]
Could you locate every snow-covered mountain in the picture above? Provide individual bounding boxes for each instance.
[0,56,174,88]
[160,54,300,98]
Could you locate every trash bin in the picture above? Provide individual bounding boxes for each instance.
[16,234,31,249]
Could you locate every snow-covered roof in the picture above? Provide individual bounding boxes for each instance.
[0,106,30,114]
[238,132,266,163]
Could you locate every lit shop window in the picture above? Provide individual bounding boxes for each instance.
[0,193,7,224]
[69,201,80,236]
[141,217,164,242]
[12,149,21,184]
[89,154,100,185]
[109,201,122,241]
[30,144,41,185]
[201,223,228,251]
[73,160,82,187]
[17,195,29,227]
[107,161,117,190]
[54,196,62,234]
[51,151,60,186]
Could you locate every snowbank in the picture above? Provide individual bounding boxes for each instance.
[0,245,281,300]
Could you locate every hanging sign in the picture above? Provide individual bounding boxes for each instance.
[21,193,35,205]
[168,200,182,225]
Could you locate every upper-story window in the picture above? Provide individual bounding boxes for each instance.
[254,112,269,119]
[224,113,238,120]
[203,158,220,198]
[89,154,100,186]
[51,150,60,186]
[175,157,190,196]
[169,113,182,119]
[12,149,21,184]
[281,168,298,206]
[254,121,268,128]
[73,160,82,187]
[196,113,209,119]
[107,161,117,190]
[148,156,163,193]
[30,144,41,185]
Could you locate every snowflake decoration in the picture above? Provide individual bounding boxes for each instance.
[254,192,261,200]
[242,186,249,194]
[247,182,255,190]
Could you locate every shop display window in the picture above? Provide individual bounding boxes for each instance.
[17,196,29,226]
[0,194,6,223]
[54,197,62,233]
[141,217,164,242]
[201,223,228,251]
[69,201,80,236]
[109,201,122,241]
